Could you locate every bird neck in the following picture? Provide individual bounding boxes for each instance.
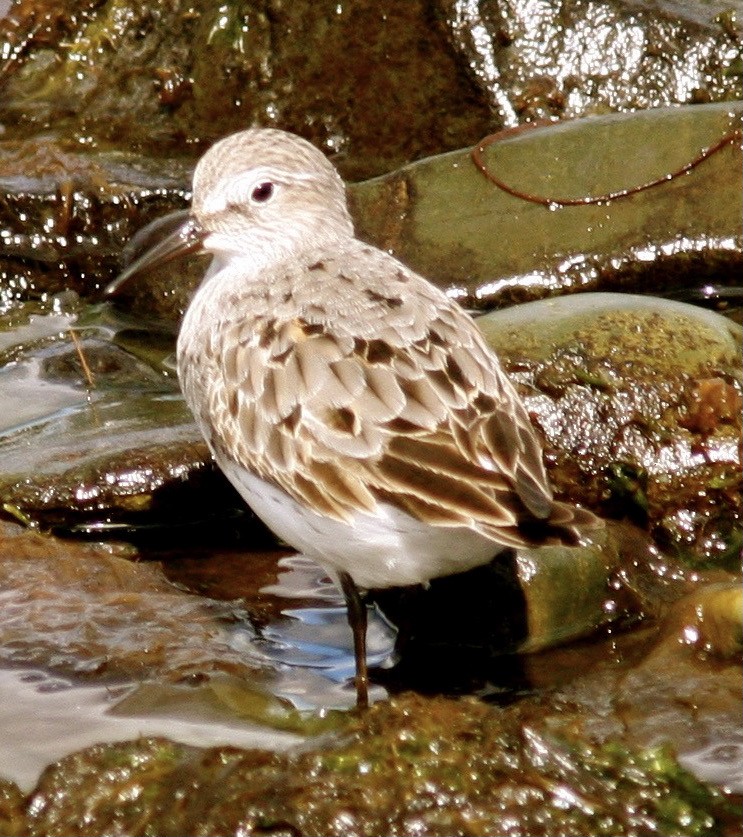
[201,224,354,287]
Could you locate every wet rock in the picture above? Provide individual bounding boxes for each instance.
[655,581,743,659]
[1,103,739,314]
[0,0,492,181]
[111,674,346,738]
[0,666,306,795]
[10,693,740,837]
[477,292,742,565]
[0,409,244,539]
[517,583,743,795]
[596,582,743,789]
[0,302,267,537]
[0,2,739,825]
[372,526,626,680]
[105,103,743,322]
[371,517,725,690]
[3,290,739,562]
[0,141,192,309]
[353,102,743,310]
[444,0,742,125]
[0,0,737,311]
[0,515,739,827]
[0,0,737,179]
[0,779,24,837]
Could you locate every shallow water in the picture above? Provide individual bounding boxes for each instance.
[0,292,740,806]
[0,667,301,792]
[679,727,743,793]
[0,544,395,791]
[259,555,396,706]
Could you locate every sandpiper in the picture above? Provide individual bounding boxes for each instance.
[107,128,601,708]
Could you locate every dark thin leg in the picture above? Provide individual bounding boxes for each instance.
[338,571,369,709]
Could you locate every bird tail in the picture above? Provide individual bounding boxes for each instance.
[518,500,605,548]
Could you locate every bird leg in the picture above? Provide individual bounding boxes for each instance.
[338,570,369,709]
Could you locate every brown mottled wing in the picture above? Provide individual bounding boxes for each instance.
[212,247,567,545]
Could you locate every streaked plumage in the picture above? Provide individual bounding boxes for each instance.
[110,128,602,706]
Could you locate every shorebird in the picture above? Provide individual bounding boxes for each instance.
[107,128,601,708]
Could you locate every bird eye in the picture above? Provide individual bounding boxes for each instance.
[250,181,275,203]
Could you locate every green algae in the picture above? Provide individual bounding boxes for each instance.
[3,694,738,837]
[477,293,742,566]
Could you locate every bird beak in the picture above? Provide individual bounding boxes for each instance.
[105,213,207,297]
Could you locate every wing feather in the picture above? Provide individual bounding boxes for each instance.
[206,246,593,547]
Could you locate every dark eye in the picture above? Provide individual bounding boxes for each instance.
[251,181,275,203]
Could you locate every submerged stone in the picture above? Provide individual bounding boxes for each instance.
[0,520,269,683]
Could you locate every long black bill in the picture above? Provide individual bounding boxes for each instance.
[105,213,207,297]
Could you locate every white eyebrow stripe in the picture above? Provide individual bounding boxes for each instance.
[202,168,317,214]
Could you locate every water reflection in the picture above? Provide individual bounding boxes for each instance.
[260,554,396,707]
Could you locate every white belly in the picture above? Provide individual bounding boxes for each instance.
[217,458,502,590]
